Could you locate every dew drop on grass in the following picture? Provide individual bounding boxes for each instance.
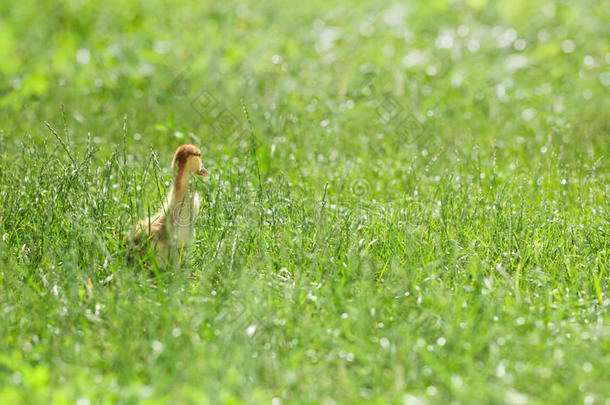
[514,39,526,51]
[140,386,154,399]
[561,40,575,53]
[496,84,507,100]
[506,390,529,405]
[496,362,506,377]
[583,55,594,67]
[403,394,427,405]
[151,340,164,353]
[359,21,374,37]
[76,48,91,65]
[498,28,517,47]
[317,28,340,52]
[246,324,257,336]
[435,31,454,49]
[402,50,427,68]
[152,40,171,55]
[467,39,480,52]
[359,388,372,398]
[521,108,536,121]
[11,76,22,90]
[451,375,463,388]
[382,4,405,27]
[507,55,529,71]
[11,372,21,385]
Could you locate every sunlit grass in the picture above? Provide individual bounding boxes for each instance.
[0,0,608,403]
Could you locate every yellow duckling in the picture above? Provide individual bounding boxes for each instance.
[129,144,209,267]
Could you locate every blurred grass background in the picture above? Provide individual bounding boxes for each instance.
[0,0,609,404]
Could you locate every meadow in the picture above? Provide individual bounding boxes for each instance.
[0,0,609,403]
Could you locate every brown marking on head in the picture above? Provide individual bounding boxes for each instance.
[171,145,209,192]
[172,144,201,171]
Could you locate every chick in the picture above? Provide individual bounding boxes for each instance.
[129,144,209,267]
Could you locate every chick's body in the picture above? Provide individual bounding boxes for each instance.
[129,144,209,267]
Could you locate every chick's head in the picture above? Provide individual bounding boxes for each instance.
[172,144,209,177]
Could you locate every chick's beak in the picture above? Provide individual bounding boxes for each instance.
[198,164,210,177]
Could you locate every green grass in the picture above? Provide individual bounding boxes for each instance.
[1,0,609,403]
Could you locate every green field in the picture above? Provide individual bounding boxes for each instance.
[1,0,609,403]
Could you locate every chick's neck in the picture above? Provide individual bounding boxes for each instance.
[170,165,192,207]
